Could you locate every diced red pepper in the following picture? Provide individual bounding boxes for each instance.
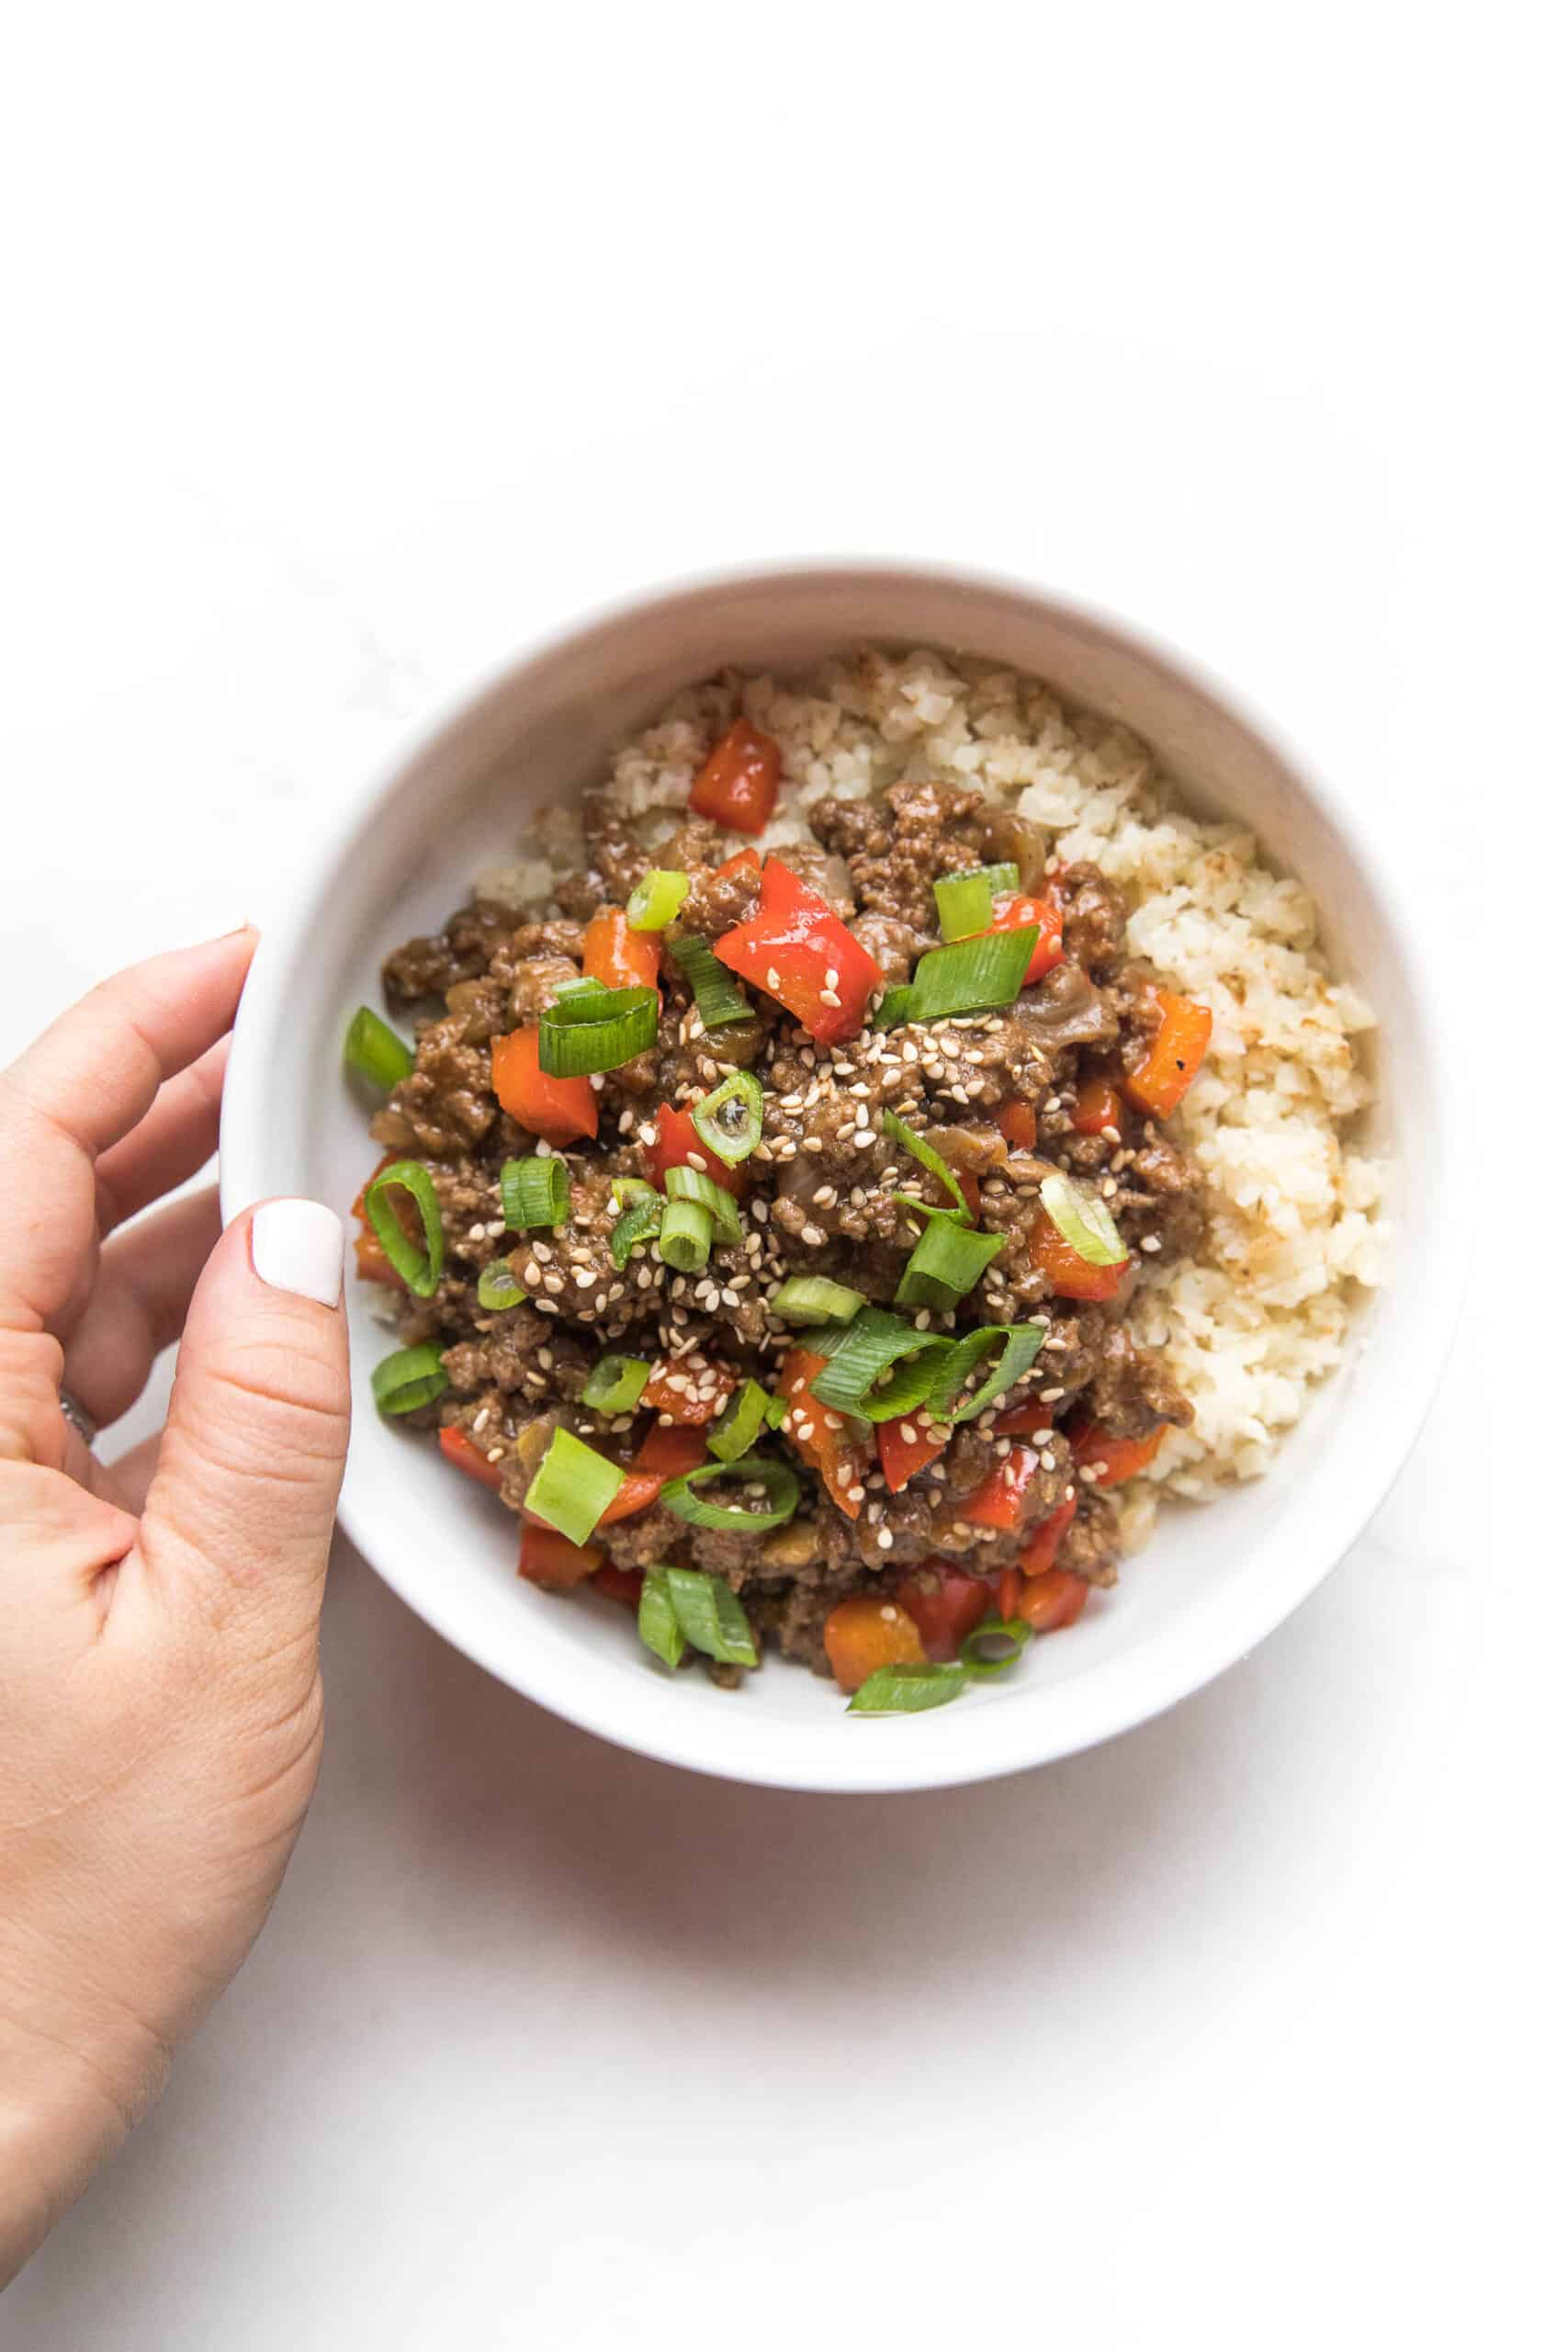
[1019,1494,1077,1574]
[1124,989,1213,1119]
[995,1567,1023,1622]
[991,1399,1058,1439]
[438,1424,505,1491]
[875,1417,949,1493]
[1072,1076,1126,1136]
[956,1171,984,1220]
[642,1353,736,1425]
[591,1564,646,1608]
[988,892,1064,987]
[594,1421,710,1524]
[713,858,885,1047]
[955,1445,1040,1532]
[688,719,783,836]
[895,1566,993,1662]
[643,1102,746,1197]
[1070,1422,1168,1486]
[352,1154,410,1287]
[1016,1568,1089,1633]
[996,1096,1037,1151]
[715,847,761,880]
[491,1027,598,1147]
[778,1346,873,1520]
[582,907,661,994]
[823,1596,927,1693]
[1027,1213,1130,1303]
[518,1524,604,1589]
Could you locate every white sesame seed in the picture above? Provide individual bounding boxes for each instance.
[766,967,782,990]
[819,989,841,1008]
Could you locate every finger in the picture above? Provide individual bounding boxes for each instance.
[94,1038,229,1238]
[132,1200,350,1642]
[99,1433,162,1516]
[59,1187,222,1431]
[0,928,255,1326]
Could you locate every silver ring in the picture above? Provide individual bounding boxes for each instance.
[59,1387,98,1448]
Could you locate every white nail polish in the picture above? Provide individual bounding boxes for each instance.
[251,1200,344,1307]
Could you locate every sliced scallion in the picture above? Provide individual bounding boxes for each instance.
[664,1566,758,1668]
[873,984,916,1032]
[894,1210,1004,1311]
[365,1159,445,1297]
[847,1662,969,1715]
[660,1451,800,1532]
[763,1392,790,1430]
[523,1426,626,1546]
[667,932,754,1028]
[807,1308,950,1419]
[971,860,1021,895]
[959,1618,1032,1677]
[611,1175,657,1209]
[663,1164,743,1245]
[1036,1170,1128,1268]
[707,1379,772,1462]
[658,1197,714,1272]
[882,1111,973,1222]
[771,1274,866,1325]
[610,1193,663,1268]
[637,1567,686,1669]
[581,1354,652,1414]
[344,1004,414,1090]
[537,985,659,1076]
[626,869,691,931]
[932,868,996,942]
[691,1069,764,1165]
[477,1259,525,1311]
[499,1153,570,1230]
[904,925,1040,1024]
[370,1344,448,1414]
[924,1323,1044,1423]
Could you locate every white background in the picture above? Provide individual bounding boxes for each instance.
[1,6,1560,2346]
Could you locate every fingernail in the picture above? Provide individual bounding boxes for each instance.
[251,1200,344,1307]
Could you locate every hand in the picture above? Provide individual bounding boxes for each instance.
[0,931,350,2284]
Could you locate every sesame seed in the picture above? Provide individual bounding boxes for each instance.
[804,1135,825,1153]
[820,989,842,1008]
[1142,1236,1162,1253]
[826,967,840,989]
[766,967,782,990]
[847,1484,866,1502]
[543,1272,564,1295]
[800,1223,826,1247]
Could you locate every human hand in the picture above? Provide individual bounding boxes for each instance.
[0,931,350,2284]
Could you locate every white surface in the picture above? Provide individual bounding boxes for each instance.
[220,560,1465,1793]
[0,6,1557,2346]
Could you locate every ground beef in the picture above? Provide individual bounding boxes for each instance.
[382,902,517,1004]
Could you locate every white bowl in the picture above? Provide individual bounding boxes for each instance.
[220,561,1463,1794]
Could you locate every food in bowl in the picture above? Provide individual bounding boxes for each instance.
[346,647,1387,1713]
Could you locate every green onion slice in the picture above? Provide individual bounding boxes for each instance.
[365,1159,445,1297]
[707,1379,772,1462]
[972,860,1021,895]
[610,1193,663,1269]
[847,1662,969,1715]
[658,1197,714,1272]
[667,933,753,1028]
[664,1566,758,1668]
[477,1259,525,1310]
[807,1308,950,1420]
[882,1111,973,1222]
[932,868,996,942]
[925,1323,1045,1423]
[874,984,916,1031]
[763,1392,790,1430]
[626,869,691,931]
[370,1344,448,1415]
[500,1153,570,1230]
[894,1210,1003,1311]
[771,1274,867,1325]
[637,1567,686,1669]
[959,1618,1032,1678]
[537,985,659,1076]
[1036,1170,1128,1268]
[344,1004,414,1090]
[612,1175,657,1209]
[581,1354,652,1414]
[663,1164,743,1245]
[904,925,1040,1024]
[691,1069,764,1165]
[523,1426,626,1546]
[660,1451,800,1532]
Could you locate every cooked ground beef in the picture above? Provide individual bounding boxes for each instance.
[359,770,1205,1686]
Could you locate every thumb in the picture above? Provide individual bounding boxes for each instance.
[136,1199,351,1636]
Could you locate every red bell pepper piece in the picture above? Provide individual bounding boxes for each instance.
[875,1417,949,1493]
[895,1565,993,1662]
[591,1563,646,1607]
[988,891,1064,986]
[713,859,885,1047]
[643,1102,746,1197]
[688,719,783,836]
[1070,1422,1167,1486]
[1019,1494,1077,1574]
[491,1027,598,1147]
[438,1424,505,1491]
[594,1421,710,1524]
[1015,1567,1089,1633]
[1027,1213,1130,1303]
[518,1524,604,1588]
[641,1354,736,1425]
[582,907,661,994]
[955,1445,1040,1531]
[352,1154,409,1287]
[996,1096,1037,1150]
[715,847,761,880]
[1124,989,1213,1119]
[991,1399,1058,1439]
[995,1567,1023,1622]
[823,1597,927,1693]
[956,1171,983,1220]
[778,1346,873,1520]
[1072,1076,1126,1136]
